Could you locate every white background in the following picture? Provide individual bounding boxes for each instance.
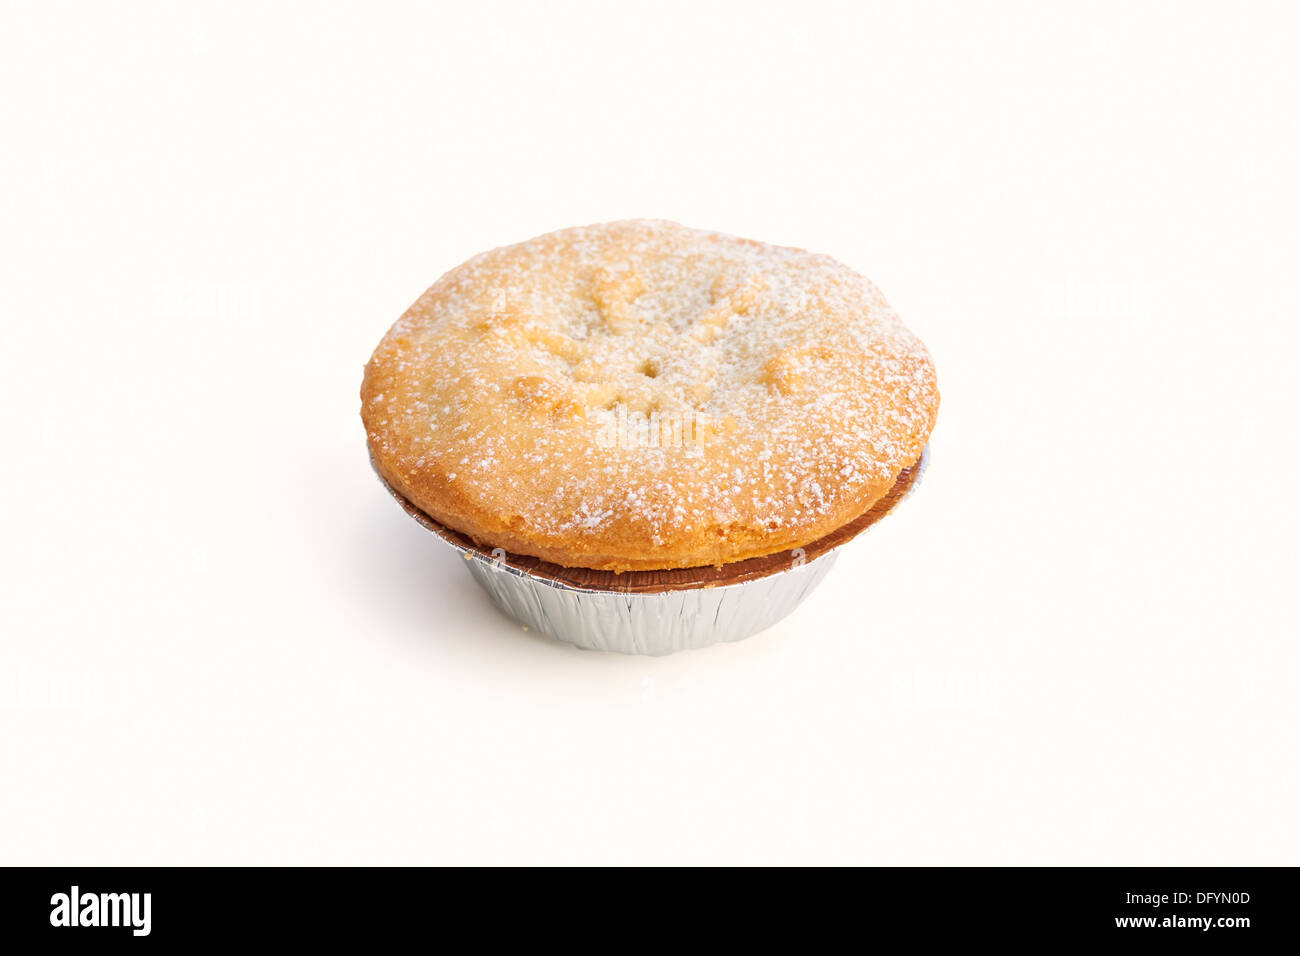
[2,1,1297,865]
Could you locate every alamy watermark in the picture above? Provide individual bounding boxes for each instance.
[50,886,150,936]
[1042,279,1155,322]
[593,403,705,457]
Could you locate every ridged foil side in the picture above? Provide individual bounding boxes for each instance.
[463,551,838,655]
[374,446,929,655]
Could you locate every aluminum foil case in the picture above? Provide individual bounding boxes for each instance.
[375,448,927,656]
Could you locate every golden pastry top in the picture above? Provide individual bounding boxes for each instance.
[362,220,939,570]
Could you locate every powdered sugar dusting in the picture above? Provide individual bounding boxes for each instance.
[363,219,938,566]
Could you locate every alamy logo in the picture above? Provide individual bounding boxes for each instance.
[49,885,151,937]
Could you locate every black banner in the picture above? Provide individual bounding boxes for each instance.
[0,866,1290,944]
